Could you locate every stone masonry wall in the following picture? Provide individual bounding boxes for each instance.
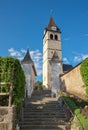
[61,64,86,100]
[0,106,16,130]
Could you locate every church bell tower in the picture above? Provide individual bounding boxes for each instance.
[43,16,62,88]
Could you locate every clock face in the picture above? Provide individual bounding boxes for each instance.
[51,26,57,31]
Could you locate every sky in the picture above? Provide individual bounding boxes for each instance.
[0,0,88,81]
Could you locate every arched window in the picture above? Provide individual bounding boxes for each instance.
[50,34,53,40]
[55,35,58,40]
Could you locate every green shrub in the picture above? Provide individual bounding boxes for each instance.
[63,96,88,130]
[74,109,80,115]
[72,103,88,129]
[0,57,25,107]
[80,58,88,100]
[62,96,78,112]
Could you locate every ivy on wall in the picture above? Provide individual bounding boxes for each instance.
[0,56,25,106]
[80,58,88,100]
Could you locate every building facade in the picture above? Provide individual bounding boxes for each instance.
[21,50,37,98]
[43,16,62,89]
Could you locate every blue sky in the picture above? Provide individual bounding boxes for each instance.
[0,0,88,81]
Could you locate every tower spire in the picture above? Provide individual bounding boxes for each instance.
[46,16,61,33]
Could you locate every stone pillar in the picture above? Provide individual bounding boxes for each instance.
[8,106,16,130]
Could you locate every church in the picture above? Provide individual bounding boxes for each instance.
[21,16,86,99]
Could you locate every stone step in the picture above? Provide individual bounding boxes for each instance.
[20,124,66,129]
[19,90,70,130]
[23,113,66,117]
[26,102,58,105]
[23,106,64,112]
[23,110,64,113]
[22,117,67,122]
[24,104,61,107]
[23,114,66,118]
[23,108,64,111]
[24,104,62,108]
[32,90,51,93]
[23,111,65,115]
[20,129,63,130]
[20,120,67,125]
[24,105,62,108]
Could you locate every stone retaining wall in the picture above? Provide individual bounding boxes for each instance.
[0,106,16,130]
[61,64,86,100]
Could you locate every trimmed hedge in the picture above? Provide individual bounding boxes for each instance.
[0,56,25,107]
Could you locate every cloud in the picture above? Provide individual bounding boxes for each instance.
[73,53,88,63]
[73,56,82,62]
[20,49,26,53]
[8,48,14,52]
[8,48,43,77]
[83,33,88,37]
[82,54,88,60]
[8,48,21,57]
[63,37,71,41]
[63,57,69,64]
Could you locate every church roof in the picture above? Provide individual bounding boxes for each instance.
[21,50,37,76]
[21,50,33,64]
[46,16,61,33]
[63,64,73,72]
[51,51,61,62]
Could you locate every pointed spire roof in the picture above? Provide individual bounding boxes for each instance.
[21,50,33,64]
[46,16,61,33]
[21,50,37,76]
[51,51,61,62]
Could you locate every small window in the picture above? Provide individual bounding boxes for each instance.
[55,35,58,40]
[50,34,53,40]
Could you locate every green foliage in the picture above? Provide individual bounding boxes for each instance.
[63,96,88,130]
[74,109,80,115]
[80,58,88,86]
[35,81,43,90]
[0,56,25,107]
[62,96,78,113]
[80,58,88,99]
[75,111,88,130]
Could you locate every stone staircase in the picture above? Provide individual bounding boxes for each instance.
[19,90,70,130]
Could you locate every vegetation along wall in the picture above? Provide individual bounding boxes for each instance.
[0,56,25,107]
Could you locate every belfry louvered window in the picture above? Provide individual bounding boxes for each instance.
[50,34,53,40]
[55,35,58,40]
